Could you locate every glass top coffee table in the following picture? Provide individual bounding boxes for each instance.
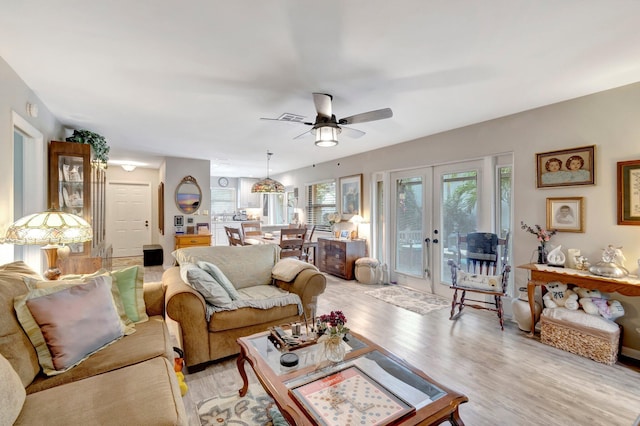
[236,330,468,425]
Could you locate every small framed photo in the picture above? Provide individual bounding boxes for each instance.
[536,145,595,188]
[617,159,640,225]
[339,174,363,217]
[340,230,350,239]
[197,222,210,234]
[546,197,584,232]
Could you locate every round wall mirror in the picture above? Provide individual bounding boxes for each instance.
[175,176,202,214]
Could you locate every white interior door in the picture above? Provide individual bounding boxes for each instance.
[107,182,152,257]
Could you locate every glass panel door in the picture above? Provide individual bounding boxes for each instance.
[390,169,433,290]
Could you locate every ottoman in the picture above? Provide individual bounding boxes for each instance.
[355,257,380,284]
[143,244,164,266]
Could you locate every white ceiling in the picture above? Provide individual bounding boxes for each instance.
[2,1,640,177]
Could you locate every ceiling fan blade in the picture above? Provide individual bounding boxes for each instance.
[312,93,333,118]
[340,126,366,139]
[293,129,313,140]
[339,108,393,125]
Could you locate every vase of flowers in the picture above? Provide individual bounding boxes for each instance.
[521,221,557,264]
[316,310,349,363]
[327,212,341,237]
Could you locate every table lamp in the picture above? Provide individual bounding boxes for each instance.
[348,214,364,238]
[4,209,93,280]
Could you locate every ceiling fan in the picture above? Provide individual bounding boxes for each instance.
[261,93,393,147]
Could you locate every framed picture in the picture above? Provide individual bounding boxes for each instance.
[339,174,363,216]
[340,229,350,239]
[617,159,640,225]
[546,197,584,232]
[197,222,210,234]
[536,145,595,188]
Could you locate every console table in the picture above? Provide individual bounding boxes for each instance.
[518,263,640,336]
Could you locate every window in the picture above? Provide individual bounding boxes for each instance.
[306,181,336,232]
[210,188,236,215]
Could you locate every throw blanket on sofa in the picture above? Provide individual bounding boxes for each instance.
[205,286,303,321]
[271,258,319,282]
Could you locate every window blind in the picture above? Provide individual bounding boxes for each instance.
[306,181,336,232]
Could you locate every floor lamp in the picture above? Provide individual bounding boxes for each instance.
[4,209,93,280]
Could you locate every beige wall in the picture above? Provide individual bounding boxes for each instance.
[276,82,640,357]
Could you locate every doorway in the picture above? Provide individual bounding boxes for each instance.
[106,182,152,257]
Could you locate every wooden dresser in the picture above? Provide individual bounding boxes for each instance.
[174,233,211,250]
[317,238,366,280]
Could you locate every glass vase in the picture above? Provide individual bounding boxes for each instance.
[537,244,547,264]
[320,334,346,363]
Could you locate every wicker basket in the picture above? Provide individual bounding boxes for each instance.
[540,315,620,365]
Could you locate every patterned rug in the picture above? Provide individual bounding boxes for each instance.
[364,286,450,315]
[196,383,286,426]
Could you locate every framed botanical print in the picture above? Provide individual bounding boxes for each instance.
[536,145,595,188]
[339,174,362,217]
[546,197,584,232]
[617,159,640,225]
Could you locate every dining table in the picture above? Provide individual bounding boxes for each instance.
[245,233,317,265]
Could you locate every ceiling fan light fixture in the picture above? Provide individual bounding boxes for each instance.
[315,126,340,147]
[251,151,285,193]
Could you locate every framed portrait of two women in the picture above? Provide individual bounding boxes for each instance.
[536,145,595,188]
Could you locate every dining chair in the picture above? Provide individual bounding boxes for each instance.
[449,232,511,330]
[241,221,262,238]
[224,226,245,246]
[303,225,317,264]
[279,227,307,261]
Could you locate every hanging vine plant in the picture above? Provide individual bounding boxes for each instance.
[65,129,110,163]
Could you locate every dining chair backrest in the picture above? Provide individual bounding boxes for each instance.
[279,227,307,260]
[224,226,245,246]
[241,221,262,238]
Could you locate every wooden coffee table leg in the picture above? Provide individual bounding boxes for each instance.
[236,348,250,397]
[450,408,465,426]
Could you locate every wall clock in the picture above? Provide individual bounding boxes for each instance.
[218,177,229,187]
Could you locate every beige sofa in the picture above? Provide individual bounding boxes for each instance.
[0,261,187,426]
[165,244,326,369]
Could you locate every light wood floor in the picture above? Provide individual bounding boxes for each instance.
[168,270,640,425]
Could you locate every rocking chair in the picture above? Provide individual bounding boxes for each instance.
[449,232,511,330]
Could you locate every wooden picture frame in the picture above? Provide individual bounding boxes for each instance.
[546,197,584,232]
[339,174,363,217]
[617,159,640,225]
[158,182,164,235]
[536,145,595,188]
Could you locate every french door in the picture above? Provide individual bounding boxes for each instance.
[389,169,433,291]
[389,160,483,294]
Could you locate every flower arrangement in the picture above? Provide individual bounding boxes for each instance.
[520,221,557,244]
[327,212,341,226]
[317,310,349,336]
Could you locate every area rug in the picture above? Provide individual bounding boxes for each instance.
[365,286,450,315]
[196,383,286,426]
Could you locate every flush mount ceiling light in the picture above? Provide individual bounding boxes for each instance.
[121,164,136,172]
[314,125,340,147]
[251,151,285,193]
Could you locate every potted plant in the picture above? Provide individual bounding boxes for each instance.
[65,129,110,164]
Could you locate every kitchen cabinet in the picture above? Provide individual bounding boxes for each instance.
[175,233,211,250]
[238,178,260,208]
[317,238,366,280]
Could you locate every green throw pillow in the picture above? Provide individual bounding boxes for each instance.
[111,266,148,323]
[197,261,241,300]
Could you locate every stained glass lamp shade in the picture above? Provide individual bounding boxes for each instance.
[252,151,285,194]
[4,209,93,280]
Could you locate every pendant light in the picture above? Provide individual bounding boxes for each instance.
[251,151,285,193]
